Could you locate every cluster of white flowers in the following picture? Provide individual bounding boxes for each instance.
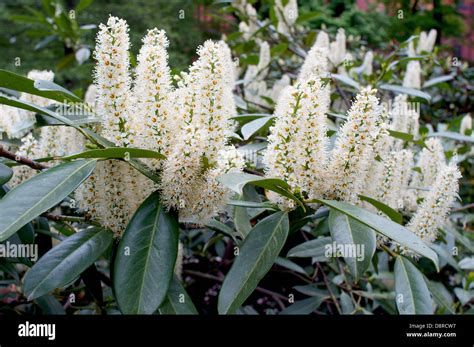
[329,28,347,68]
[408,29,437,57]
[264,68,460,255]
[76,16,244,233]
[11,125,84,187]
[237,2,259,41]
[264,75,330,208]
[0,105,32,140]
[132,28,173,162]
[389,94,420,145]
[327,88,382,202]
[403,60,422,89]
[297,42,329,82]
[417,29,437,54]
[160,39,243,224]
[275,0,298,35]
[402,163,461,256]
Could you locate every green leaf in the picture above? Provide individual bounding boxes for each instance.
[227,200,277,210]
[340,292,355,314]
[426,280,454,314]
[23,228,113,300]
[270,43,288,57]
[231,113,270,123]
[379,84,431,102]
[314,200,439,270]
[35,295,66,315]
[422,75,454,88]
[0,94,91,143]
[0,163,13,185]
[287,236,332,260]
[387,130,427,148]
[0,69,82,104]
[443,226,474,253]
[275,257,307,276]
[394,256,433,314]
[358,195,403,224]
[206,219,239,243]
[295,11,320,25]
[328,209,376,281]
[114,192,179,314]
[0,160,96,242]
[241,116,274,140]
[76,0,94,12]
[332,73,360,89]
[61,147,166,161]
[427,131,474,143]
[158,275,198,315]
[217,173,305,211]
[280,296,325,315]
[218,212,289,314]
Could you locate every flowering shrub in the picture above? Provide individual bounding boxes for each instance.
[0,1,472,316]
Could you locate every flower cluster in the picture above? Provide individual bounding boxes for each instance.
[264,75,330,208]
[275,0,298,35]
[160,39,243,223]
[77,16,243,234]
[402,163,461,256]
[327,88,382,202]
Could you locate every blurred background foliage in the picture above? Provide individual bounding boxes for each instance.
[0,0,470,89]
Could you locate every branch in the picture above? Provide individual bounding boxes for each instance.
[0,144,49,170]
[334,81,351,109]
[183,269,287,310]
[453,203,474,212]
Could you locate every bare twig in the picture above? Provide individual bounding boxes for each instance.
[316,263,342,314]
[42,213,101,227]
[334,82,351,109]
[0,144,49,170]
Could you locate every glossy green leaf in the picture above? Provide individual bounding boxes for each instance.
[287,236,332,260]
[280,296,325,315]
[0,160,96,242]
[241,116,274,140]
[23,228,113,300]
[422,75,454,88]
[427,131,474,143]
[227,200,277,210]
[328,209,376,281]
[0,94,90,142]
[426,280,454,314]
[314,199,439,270]
[332,73,360,89]
[114,192,179,314]
[379,84,431,102]
[61,147,165,161]
[0,163,13,185]
[358,195,403,224]
[158,275,198,315]
[217,173,305,210]
[0,69,82,104]
[275,257,307,275]
[394,256,433,314]
[218,212,289,314]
